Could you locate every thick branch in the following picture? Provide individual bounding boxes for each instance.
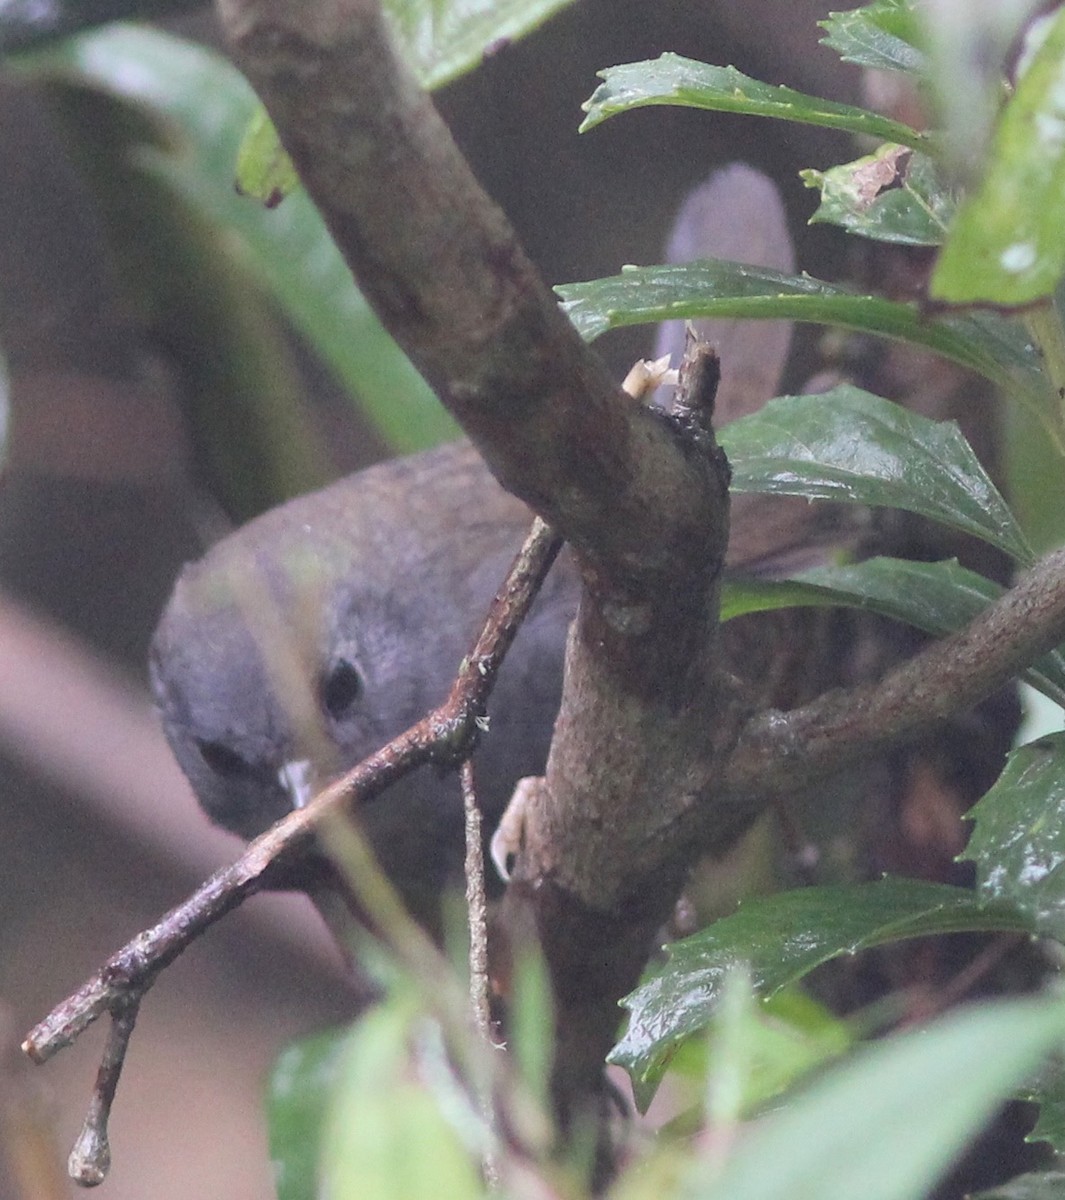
[216,0,715,600]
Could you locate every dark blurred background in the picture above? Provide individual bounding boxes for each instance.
[0,3,856,1195]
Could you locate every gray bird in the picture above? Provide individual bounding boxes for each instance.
[149,165,842,929]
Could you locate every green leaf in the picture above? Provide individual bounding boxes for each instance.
[386,0,577,90]
[973,1171,1065,1200]
[818,0,925,74]
[720,387,1036,565]
[612,878,1029,1108]
[682,996,1065,1200]
[235,106,299,209]
[54,25,455,454]
[267,1027,349,1200]
[580,53,928,150]
[1018,1056,1065,1151]
[321,1003,486,1200]
[556,264,1058,446]
[963,732,1065,942]
[803,145,955,246]
[722,557,1065,706]
[701,976,853,1125]
[930,7,1065,306]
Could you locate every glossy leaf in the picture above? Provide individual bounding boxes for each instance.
[803,145,955,246]
[57,25,455,453]
[722,557,1065,706]
[268,1027,348,1200]
[556,263,1059,446]
[818,0,925,74]
[386,0,577,90]
[719,387,1035,565]
[580,53,929,151]
[963,732,1065,942]
[612,877,1029,1107]
[931,7,1065,305]
[681,996,1065,1200]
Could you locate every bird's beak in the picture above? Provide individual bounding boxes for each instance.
[278,757,317,809]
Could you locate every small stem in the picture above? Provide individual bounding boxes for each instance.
[67,998,140,1187]
[462,759,500,1190]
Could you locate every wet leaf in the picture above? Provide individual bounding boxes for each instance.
[580,53,928,150]
[612,878,1028,1107]
[556,264,1057,444]
[720,387,1035,565]
[963,732,1065,942]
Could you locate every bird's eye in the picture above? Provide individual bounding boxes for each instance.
[321,658,363,719]
[197,739,255,779]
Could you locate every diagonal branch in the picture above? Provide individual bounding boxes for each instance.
[724,546,1065,801]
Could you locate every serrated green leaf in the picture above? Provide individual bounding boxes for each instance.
[963,732,1065,942]
[803,145,955,246]
[53,25,455,453]
[580,53,928,150]
[931,7,1065,306]
[556,264,1059,448]
[972,1172,1065,1200]
[682,996,1065,1200]
[267,1027,349,1200]
[818,0,925,74]
[720,387,1036,565]
[235,106,299,209]
[386,0,576,90]
[612,878,1029,1107]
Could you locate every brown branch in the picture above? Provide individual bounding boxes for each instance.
[23,522,560,1083]
[215,0,734,1159]
[724,546,1065,801]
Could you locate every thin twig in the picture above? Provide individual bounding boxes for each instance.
[23,520,562,1174]
[461,758,500,1189]
[67,997,140,1187]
